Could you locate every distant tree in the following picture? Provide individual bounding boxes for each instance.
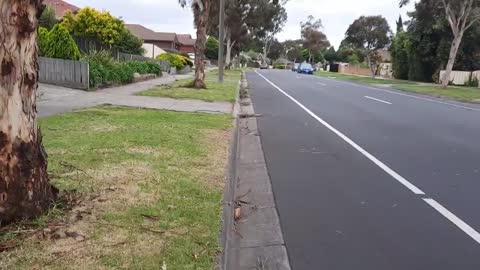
[396,15,404,32]
[61,8,124,46]
[267,39,284,60]
[39,5,58,30]
[401,0,480,87]
[206,36,219,60]
[391,31,409,79]
[324,47,338,63]
[283,39,304,62]
[116,28,145,55]
[344,15,392,77]
[404,0,480,82]
[301,15,330,63]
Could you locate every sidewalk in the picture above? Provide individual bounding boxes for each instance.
[37,73,233,117]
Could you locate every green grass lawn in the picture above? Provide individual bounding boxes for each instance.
[315,70,480,102]
[0,107,232,270]
[394,84,480,102]
[137,70,241,103]
[314,70,412,85]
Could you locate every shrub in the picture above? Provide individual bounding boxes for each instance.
[43,24,80,60]
[81,50,114,67]
[38,27,49,57]
[467,74,479,87]
[206,36,219,60]
[85,53,162,88]
[156,53,193,69]
[145,62,162,75]
[273,63,287,69]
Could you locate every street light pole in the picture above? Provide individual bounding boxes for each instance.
[218,0,225,83]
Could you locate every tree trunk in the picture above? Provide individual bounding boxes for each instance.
[367,53,376,78]
[441,33,463,88]
[225,34,232,69]
[0,0,57,224]
[193,0,210,89]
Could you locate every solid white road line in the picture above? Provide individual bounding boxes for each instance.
[423,198,480,244]
[255,70,425,195]
[318,77,480,112]
[365,96,392,105]
[317,82,327,86]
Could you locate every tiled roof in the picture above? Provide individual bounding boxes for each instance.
[43,0,80,18]
[125,24,177,42]
[177,34,196,46]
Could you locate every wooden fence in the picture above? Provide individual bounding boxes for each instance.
[39,57,89,90]
[439,70,480,86]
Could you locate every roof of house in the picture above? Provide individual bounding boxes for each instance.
[43,0,80,18]
[177,34,196,46]
[125,24,177,42]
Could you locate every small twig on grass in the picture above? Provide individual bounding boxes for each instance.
[140,225,165,234]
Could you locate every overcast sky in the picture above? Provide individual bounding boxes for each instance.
[67,0,417,49]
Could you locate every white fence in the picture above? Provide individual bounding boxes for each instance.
[39,57,89,90]
[439,70,480,87]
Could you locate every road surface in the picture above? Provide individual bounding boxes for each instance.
[247,70,480,270]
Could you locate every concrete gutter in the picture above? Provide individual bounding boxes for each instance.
[221,71,291,269]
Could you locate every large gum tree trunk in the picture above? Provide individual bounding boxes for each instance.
[0,0,56,223]
[441,33,463,87]
[193,0,210,89]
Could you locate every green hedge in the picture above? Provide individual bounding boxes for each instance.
[84,51,162,88]
[156,53,193,69]
[42,24,80,60]
[273,63,287,69]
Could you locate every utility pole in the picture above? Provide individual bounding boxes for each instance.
[218,0,226,83]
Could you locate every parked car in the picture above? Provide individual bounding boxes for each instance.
[297,63,314,74]
[292,63,300,72]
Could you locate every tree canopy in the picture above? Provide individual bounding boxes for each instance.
[344,15,391,77]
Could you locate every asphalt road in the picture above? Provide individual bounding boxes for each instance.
[247,70,480,270]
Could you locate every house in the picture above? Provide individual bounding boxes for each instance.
[177,34,196,54]
[126,24,196,55]
[43,0,80,19]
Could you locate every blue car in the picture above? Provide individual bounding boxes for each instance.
[297,63,314,74]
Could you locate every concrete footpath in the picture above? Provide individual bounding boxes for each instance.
[37,74,232,117]
[222,74,291,269]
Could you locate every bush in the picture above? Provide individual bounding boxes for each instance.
[206,36,219,60]
[84,51,162,88]
[156,53,193,69]
[467,75,479,87]
[273,63,287,69]
[38,27,49,57]
[43,24,80,60]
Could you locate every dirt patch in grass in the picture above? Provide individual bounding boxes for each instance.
[0,107,232,269]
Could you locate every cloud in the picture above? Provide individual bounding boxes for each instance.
[67,0,416,48]
[278,0,417,48]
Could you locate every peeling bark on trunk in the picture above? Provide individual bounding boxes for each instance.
[0,0,56,224]
[192,0,210,89]
[442,34,463,87]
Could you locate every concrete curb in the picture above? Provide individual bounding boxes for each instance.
[221,71,291,270]
[220,72,243,270]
